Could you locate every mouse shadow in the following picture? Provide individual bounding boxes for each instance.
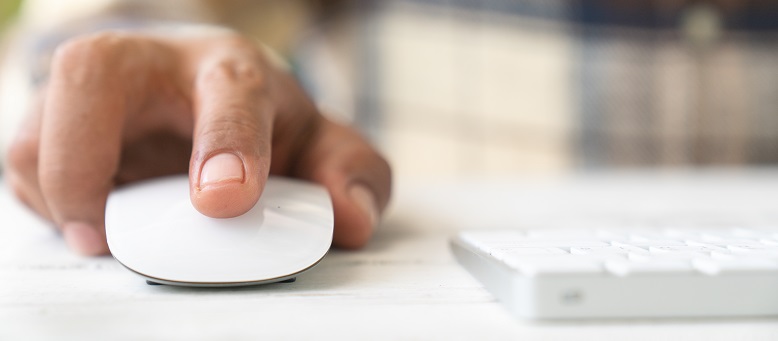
[145,210,449,296]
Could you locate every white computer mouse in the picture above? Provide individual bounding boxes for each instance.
[105,175,333,287]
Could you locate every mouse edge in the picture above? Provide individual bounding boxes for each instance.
[113,250,329,288]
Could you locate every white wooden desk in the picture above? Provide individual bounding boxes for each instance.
[2,170,778,340]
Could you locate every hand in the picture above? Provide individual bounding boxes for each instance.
[6,30,391,255]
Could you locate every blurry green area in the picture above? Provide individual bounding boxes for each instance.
[0,0,22,31]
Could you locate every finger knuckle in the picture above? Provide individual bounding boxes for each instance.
[358,149,393,201]
[7,136,38,174]
[51,32,137,84]
[198,57,265,90]
[199,35,267,87]
[374,154,392,181]
[372,152,393,182]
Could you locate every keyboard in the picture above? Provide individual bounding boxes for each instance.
[450,227,778,319]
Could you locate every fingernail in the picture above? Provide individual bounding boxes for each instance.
[349,184,379,228]
[200,153,244,188]
[63,222,107,256]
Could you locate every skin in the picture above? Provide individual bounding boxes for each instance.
[5,31,392,255]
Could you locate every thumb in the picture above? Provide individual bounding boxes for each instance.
[298,119,392,249]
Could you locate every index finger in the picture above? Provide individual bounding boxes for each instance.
[37,34,147,255]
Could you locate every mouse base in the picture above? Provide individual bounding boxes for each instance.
[145,277,297,286]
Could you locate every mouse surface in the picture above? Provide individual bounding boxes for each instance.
[105,175,333,287]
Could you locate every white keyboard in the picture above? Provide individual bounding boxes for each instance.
[450,227,778,319]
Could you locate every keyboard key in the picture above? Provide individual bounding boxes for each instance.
[648,245,728,254]
[490,247,568,261]
[604,259,694,276]
[699,232,744,244]
[486,240,609,248]
[710,252,731,260]
[687,240,765,248]
[727,244,778,253]
[612,240,685,248]
[570,245,647,255]
[727,250,778,259]
[594,229,633,239]
[759,238,778,246]
[701,235,759,244]
[660,229,705,240]
[525,229,596,238]
[628,252,709,262]
[731,227,778,239]
[627,253,653,261]
[630,235,681,242]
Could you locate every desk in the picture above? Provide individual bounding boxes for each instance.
[2,170,778,340]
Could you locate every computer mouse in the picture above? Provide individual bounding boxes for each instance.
[105,175,333,287]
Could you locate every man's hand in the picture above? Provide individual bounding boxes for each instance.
[6,31,391,255]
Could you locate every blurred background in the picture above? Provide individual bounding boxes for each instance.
[1,0,777,182]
